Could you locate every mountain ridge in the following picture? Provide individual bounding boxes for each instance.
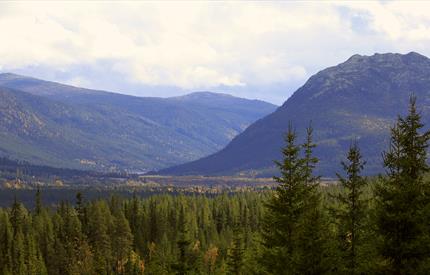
[0,74,276,172]
[158,52,430,177]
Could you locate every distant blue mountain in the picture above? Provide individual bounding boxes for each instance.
[0,73,276,172]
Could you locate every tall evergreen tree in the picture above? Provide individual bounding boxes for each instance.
[0,210,13,274]
[303,124,320,185]
[149,199,158,243]
[375,96,430,274]
[75,192,85,225]
[227,226,244,275]
[86,201,112,274]
[33,209,55,274]
[295,124,332,274]
[260,123,327,274]
[112,212,133,274]
[172,206,191,275]
[10,197,26,235]
[11,230,26,275]
[332,141,368,274]
[24,232,47,275]
[35,188,42,216]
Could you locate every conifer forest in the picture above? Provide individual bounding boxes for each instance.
[2,97,430,274]
[4,1,430,274]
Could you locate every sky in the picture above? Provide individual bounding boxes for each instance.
[1,1,430,104]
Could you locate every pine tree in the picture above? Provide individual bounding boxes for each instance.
[127,194,145,256]
[332,141,368,274]
[33,209,55,274]
[227,226,244,275]
[172,206,191,275]
[8,198,30,274]
[112,212,133,274]
[75,192,85,225]
[11,230,27,275]
[24,233,47,275]
[296,204,332,274]
[303,124,320,185]
[52,201,94,275]
[149,198,158,243]
[0,210,13,274]
[295,124,332,274]
[260,123,325,274]
[10,197,26,235]
[86,201,112,274]
[35,188,42,216]
[375,96,430,274]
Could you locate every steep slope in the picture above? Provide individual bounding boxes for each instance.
[0,76,276,172]
[0,86,107,169]
[159,52,430,177]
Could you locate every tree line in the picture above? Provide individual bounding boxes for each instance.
[0,189,266,274]
[1,96,430,274]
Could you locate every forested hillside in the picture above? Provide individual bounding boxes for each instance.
[2,97,430,274]
[0,74,275,172]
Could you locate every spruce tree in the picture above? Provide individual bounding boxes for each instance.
[33,209,55,274]
[332,141,367,274]
[295,124,332,274]
[260,123,326,274]
[227,226,244,275]
[0,210,13,274]
[35,188,42,216]
[52,202,92,274]
[24,233,47,275]
[86,201,112,274]
[112,212,133,273]
[303,124,320,185]
[11,230,26,275]
[149,199,158,243]
[75,192,85,225]
[172,206,191,275]
[10,197,26,235]
[375,96,430,274]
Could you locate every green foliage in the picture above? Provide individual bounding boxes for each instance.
[375,96,430,273]
[2,95,430,275]
[260,123,332,274]
[331,142,370,274]
[0,190,266,275]
[227,226,244,275]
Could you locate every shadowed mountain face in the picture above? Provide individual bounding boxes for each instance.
[0,74,276,172]
[159,52,430,177]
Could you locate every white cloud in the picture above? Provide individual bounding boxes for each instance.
[1,1,430,103]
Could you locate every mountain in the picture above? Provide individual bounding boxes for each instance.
[0,74,276,172]
[159,52,430,177]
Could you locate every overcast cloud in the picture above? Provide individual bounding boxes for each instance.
[1,1,430,104]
